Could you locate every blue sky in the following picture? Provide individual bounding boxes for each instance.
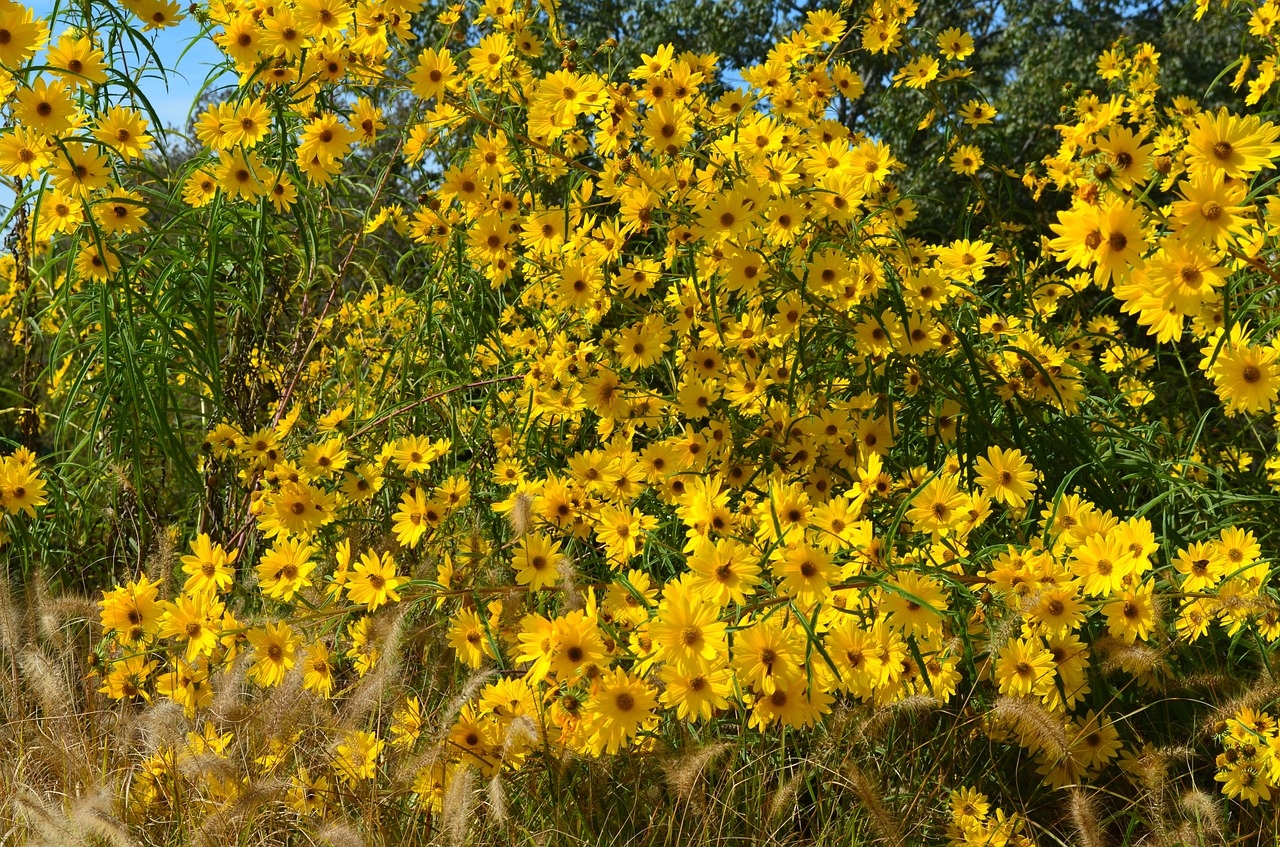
[122,19,232,132]
[0,5,232,213]
[32,0,232,132]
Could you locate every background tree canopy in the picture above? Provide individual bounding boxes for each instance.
[559,0,1242,235]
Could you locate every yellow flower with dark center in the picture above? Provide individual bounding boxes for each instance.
[994,636,1055,698]
[547,609,606,680]
[585,667,658,754]
[1186,107,1280,179]
[1172,170,1253,247]
[649,580,727,674]
[333,730,384,784]
[731,615,804,695]
[216,148,268,201]
[880,571,947,636]
[346,549,405,611]
[255,537,317,601]
[93,189,148,235]
[180,533,239,596]
[1025,587,1083,638]
[974,446,1038,508]
[0,128,49,179]
[246,621,299,687]
[512,532,562,592]
[92,105,152,160]
[159,593,224,661]
[302,641,334,698]
[100,574,163,647]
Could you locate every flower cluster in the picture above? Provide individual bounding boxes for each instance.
[5,0,1280,842]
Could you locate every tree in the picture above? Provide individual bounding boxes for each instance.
[551,0,1241,235]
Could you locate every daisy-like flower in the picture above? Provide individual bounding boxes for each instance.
[906,473,968,536]
[686,537,763,606]
[447,607,494,668]
[0,456,47,517]
[1071,532,1131,597]
[771,542,839,606]
[974,446,1038,508]
[585,667,658,754]
[302,641,335,698]
[247,621,300,688]
[1103,581,1158,643]
[332,730,384,784]
[180,533,238,596]
[1207,335,1279,415]
[511,532,562,592]
[731,615,805,694]
[1185,107,1280,179]
[880,571,948,636]
[255,537,317,601]
[994,636,1055,698]
[0,128,49,179]
[92,105,153,159]
[159,594,224,661]
[345,549,406,611]
[648,581,727,674]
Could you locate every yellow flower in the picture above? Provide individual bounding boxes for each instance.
[346,549,406,611]
[302,641,334,698]
[448,607,496,668]
[959,99,997,127]
[182,168,219,207]
[74,243,120,281]
[467,31,512,82]
[906,474,968,537]
[586,667,658,754]
[771,542,839,606]
[92,105,153,159]
[1171,170,1252,247]
[221,98,272,149]
[731,615,804,695]
[0,455,46,517]
[1028,586,1085,637]
[994,637,1055,698]
[893,55,939,89]
[180,533,239,596]
[1185,107,1280,179]
[1103,581,1158,642]
[973,446,1038,508]
[93,189,148,235]
[880,571,947,636]
[512,533,562,592]
[949,143,983,175]
[594,504,657,564]
[0,128,49,179]
[686,537,763,606]
[14,77,75,138]
[1071,532,1130,597]
[216,148,269,201]
[159,594,224,662]
[648,581,727,674]
[246,621,300,687]
[1206,334,1280,415]
[46,33,107,89]
[658,662,732,723]
[937,27,974,61]
[392,486,434,548]
[295,0,352,40]
[255,537,317,601]
[407,46,457,100]
[298,112,356,163]
[333,731,384,784]
[100,655,157,702]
